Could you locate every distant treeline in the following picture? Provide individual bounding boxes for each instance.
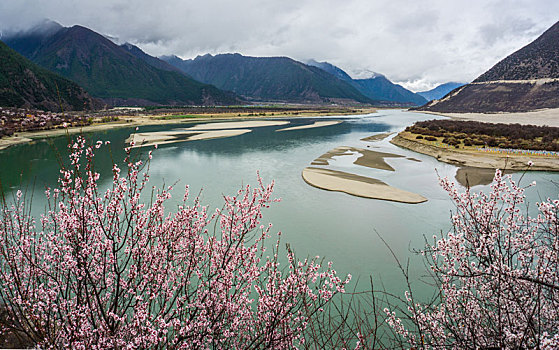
[406,119,559,151]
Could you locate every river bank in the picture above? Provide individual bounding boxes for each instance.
[390,132,559,171]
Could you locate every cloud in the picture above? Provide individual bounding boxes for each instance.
[1,0,558,91]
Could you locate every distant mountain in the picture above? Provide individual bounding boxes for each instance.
[305,59,354,82]
[0,40,96,111]
[306,60,427,106]
[419,20,559,113]
[4,24,239,106]
[417,82,465,101]
[352,76,427,106]
[161,54,374,104]
[120,43,184,73]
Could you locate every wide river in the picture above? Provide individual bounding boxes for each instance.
[1,109,558,296]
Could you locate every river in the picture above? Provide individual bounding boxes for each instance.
[1,109,557,296]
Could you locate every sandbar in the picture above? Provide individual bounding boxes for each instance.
[302,167,427,203]
[391,132,559,171]
[128,129,252,148]
[276,120,341,132]
[311,146,404,171]
[186,120,289,130]
[360,132,395,142]
[454,167,513,187]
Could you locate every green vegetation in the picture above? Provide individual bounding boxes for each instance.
[406,119,559,151]
[99,116,120,123]
[9,26,238,106]
[164,54,374,103]
[0,40,94,111]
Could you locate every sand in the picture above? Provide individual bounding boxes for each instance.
[276,120,341,132]
[454,167,513,187]
[360,132,395,142]
[185,120,289,130]
[419,108,559,127]
[0,136,33,150]
[0,121,134,150]
[127,120,294,148]
[311,146,404,171]
[128,129,252,148]
[302,167,427,203]
[391,133,559,171]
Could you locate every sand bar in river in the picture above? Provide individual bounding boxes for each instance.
[360,132,395,142]
[302,167,427,204]
[186,120,289,130]
[311,146,405,171]
[128,129,252,148]
[276,120,341,132]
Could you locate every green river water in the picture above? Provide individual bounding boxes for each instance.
[1,109,557,297]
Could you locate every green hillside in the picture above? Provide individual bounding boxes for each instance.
[6,26,239,106]
[163,54,374,104]
[0,40,95,111]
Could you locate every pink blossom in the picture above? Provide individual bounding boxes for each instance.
[0,138,349,348]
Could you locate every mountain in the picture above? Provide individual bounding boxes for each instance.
[305,59,354,82]
[161,54,374,104]
[306,60,427,106]
[3,19,64,59]
[352,76,427,106]
[4,24,239,106]
[120,43,183,73]
[0,40,96,111]
[417,82,465,101]
[419,20,559,113]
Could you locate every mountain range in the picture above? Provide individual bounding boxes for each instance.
[5,20,426,108]
[0,40,96,111]
[306,60,428,106]
[419,20,559,113]
[3,21,239,107]
[160,54,375,104]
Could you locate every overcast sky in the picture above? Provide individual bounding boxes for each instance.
[1,0,558,91]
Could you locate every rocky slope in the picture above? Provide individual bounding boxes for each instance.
[417,82,465,102]
[419,21,559,113]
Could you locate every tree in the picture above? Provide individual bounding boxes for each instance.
[0,137,350,348]
[385,169,559,349]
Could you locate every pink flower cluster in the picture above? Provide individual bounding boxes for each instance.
[0,107,92,137]
[386,170,559,349]
[0,137,350,348]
